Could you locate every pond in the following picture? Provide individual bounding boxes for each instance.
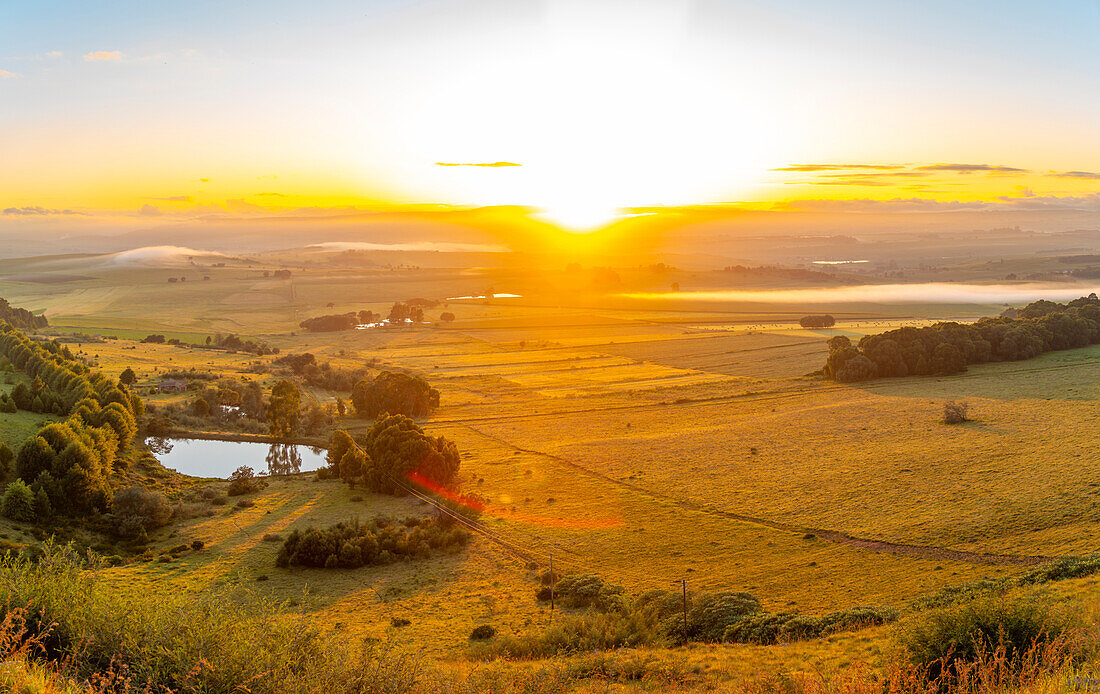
[147,438,327,479]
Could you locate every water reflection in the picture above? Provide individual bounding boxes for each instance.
[265,444,303,476]
[146,437,173,455]
[148,437,327,479]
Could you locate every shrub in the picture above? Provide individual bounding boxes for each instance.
[111,486,171,538]
[898,596,1067,683]
[227,465,263,496]
[191,539,204,551]
[470,625,497,640]
[537,574,625,611]
[391,616,411,627]
[943,401,970,424]
[1,480,36,522]
[276,516,469,569]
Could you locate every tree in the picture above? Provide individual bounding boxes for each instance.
[16,436,56,483]
[799,315,836,329]
[266,380,301,439]
[339,445,369,487]
[33,486,51,520]
[191,397,211,417]
[0,443,12,477]
[2,480,36,522]
[326,430,356,477]
[836,354,876,382]
[119,367,137,385]
[361,414,460,494]
[440,312,455,323]
[351,372,440,419]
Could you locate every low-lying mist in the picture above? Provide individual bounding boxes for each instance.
[623,282,1100,305]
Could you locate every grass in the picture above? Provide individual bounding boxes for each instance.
[5,258,1100,685]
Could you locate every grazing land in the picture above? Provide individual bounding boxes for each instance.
[2,250,1100,687]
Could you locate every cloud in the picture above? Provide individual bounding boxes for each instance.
[796,171,934,186]
[772,164,905,172]
[917,163,1029,174]
[83,51,122,62]
[138,204,164,216]
[435,161,522,167]
[3,206,80,216]
[253,192,287,197]
[198,178,210,183]
[150,195,193,202]
[1049,170,1100,180]
[45,51,63,58]
[0,70,13,78]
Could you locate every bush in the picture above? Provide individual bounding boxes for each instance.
[470,625,497,640]
[227,465,263,496]
[898,596,1067,683]
[111,486,171,538]
[276,516,469,569]
[537,574,625,611]
[943,401,970,424]
[1,480,36,522]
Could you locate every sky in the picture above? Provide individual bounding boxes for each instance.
[1,0,1099,233]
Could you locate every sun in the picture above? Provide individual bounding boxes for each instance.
[534,202,623,233]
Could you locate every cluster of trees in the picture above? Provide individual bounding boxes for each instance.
[0,323,143,519]
[323,414,460,494]
[799,315,836,328]
[297,303,434,332]
[206,333,276,356]
[272,352,371,391]
[298,313,362,332]
[142,333,275,355]
[386,302,424,323]
[0,299,47,331]
[190,379,266,418]
[825,295,1100,382]
[350,371,439,418]
[275,516,469,569]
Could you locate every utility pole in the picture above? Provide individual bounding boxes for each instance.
[549,554,555,627]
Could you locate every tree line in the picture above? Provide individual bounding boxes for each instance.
[0,323,142,519]
[824,294,1100,382]
[0,299,47,331]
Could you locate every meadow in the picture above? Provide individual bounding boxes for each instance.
[1,249,1099,685]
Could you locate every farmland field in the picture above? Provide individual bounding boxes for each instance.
[2,255,1099,666]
